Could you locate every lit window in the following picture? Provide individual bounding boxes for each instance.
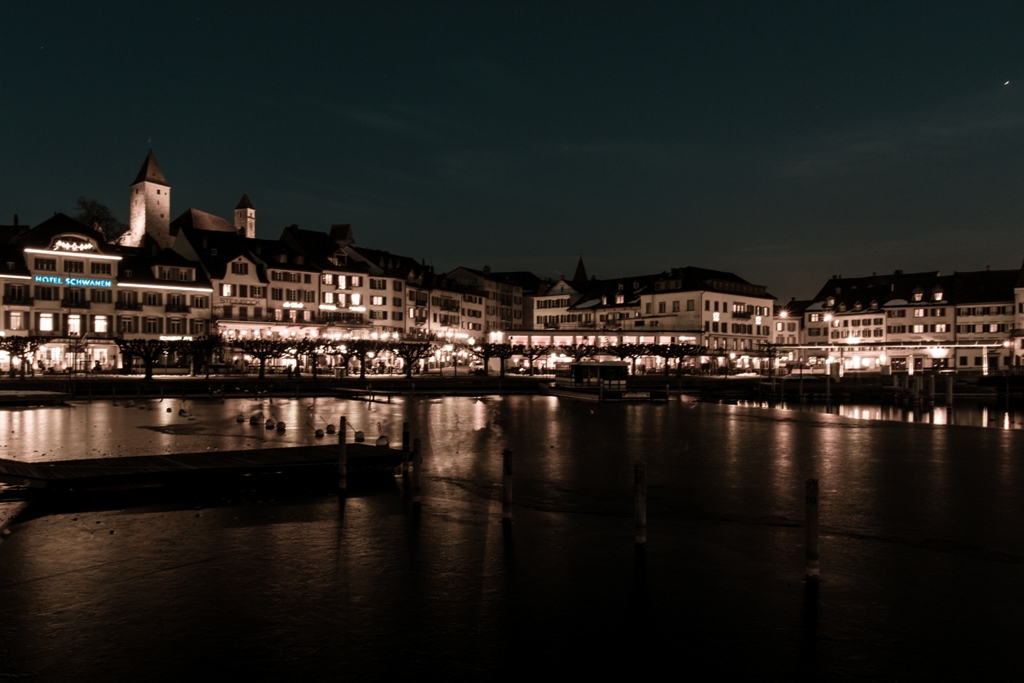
[68,315,81,336]
[39,313,54,331]
[94,316,108,333]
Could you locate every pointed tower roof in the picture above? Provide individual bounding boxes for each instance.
[235,193,254,210]
[132,150,169,186]
[572,255,588,284]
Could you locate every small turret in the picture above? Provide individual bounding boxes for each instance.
[234,194,255,238]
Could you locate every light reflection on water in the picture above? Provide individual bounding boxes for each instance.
[735,399,1024,430]
[1,395,1023,679]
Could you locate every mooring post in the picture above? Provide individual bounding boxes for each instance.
[825,374,830,404]
[402,421,410,476]
[913,376,922,402]
[412,438,423,507]
[805,478,820,582]
[946,375,954,405]
[338,416,348,494]
[927,374,935,404]
[634,461,647,548]
[502,448,513,526]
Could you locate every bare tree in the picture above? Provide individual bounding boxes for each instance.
[648,343,706,376]
[171,334,224,378]
[73,197,128,243]
[346,339,378,379]
[605,343,648,374]
[390,341,436,378]
[0,335,44,379]
[114,338,169,380]
[559,343,597,362]
[471,343,521,377]
[291,338,330,379]
[522,345,553,375]
[233,338,288,380]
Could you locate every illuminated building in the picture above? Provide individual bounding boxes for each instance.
[787,269,1018,374]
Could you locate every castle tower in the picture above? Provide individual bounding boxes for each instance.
[126,150,171,248]
[234,194,256,238]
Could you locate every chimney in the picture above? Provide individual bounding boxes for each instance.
[13,214,18,226]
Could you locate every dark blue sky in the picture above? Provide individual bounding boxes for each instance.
[4,2,1024,299]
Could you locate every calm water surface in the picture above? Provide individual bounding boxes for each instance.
[1,396,1022,681]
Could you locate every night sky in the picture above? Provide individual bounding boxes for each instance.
[4,2,1024,300]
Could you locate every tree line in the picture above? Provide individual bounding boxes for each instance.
[1,335,712,381]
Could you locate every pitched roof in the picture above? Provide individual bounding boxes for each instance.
[653,266,773,299]
[572,256,588,284]
[170,208,238,235]
[132,150,169,187]
[279,226,371,274]
[489,270,547,294]
[235,194,254,210]
[350,245,428,280]
[16,213,113,251]
[952,269,1019,304]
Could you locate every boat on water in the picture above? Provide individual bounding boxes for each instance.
[544,362,669,402]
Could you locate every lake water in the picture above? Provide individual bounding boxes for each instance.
[1,396,1022,680]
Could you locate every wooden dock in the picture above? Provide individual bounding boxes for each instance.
[0,443,402,491]
[0,390,71,407]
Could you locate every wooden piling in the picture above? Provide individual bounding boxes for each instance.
[946,375,954,405]
[412,438,422,507]
[402,421,410,476]
[805,478,820,582]
[634,461,647,547]
[502,448,513,525]
[338,416,347,493]
[927,374,935,403]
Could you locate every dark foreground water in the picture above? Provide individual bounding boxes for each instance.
[1,396,1023,681]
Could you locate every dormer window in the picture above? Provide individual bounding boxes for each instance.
[615,294,625,304]
[870,301,879,310]
[210,248,218,256]
[913,293,923,302]
[826,297,835,307]
[838,303,847,312]
[933,292,943,301]
[854,302,862,311]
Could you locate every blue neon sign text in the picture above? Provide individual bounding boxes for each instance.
[33,275,112,288]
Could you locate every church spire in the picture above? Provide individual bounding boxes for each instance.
[572,254,588,284]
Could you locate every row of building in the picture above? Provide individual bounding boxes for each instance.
[1,151,1022,374]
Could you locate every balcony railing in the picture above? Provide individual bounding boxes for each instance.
[2,295,33,306]
[115,301,142,311]
[165,303,192,313]
[60,299,91,310]
[731,311,752,320]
